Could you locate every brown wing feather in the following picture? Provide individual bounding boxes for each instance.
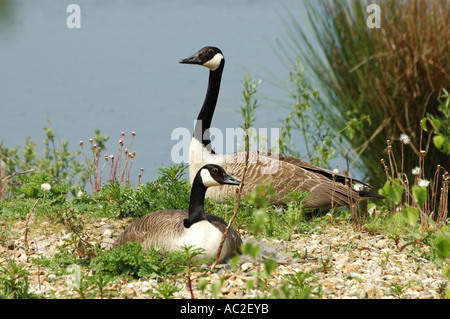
[205,151,370,209]
[114,210,242,260]
[113,210,187,248]
[262,152,370,187]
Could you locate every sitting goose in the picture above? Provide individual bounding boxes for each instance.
[179,46,385,210]
[114,164,242,262]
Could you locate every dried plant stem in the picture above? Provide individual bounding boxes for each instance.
[187,264,194,299]
[211,124,250,269]
[80,142,94,192]
[24,198,40,252]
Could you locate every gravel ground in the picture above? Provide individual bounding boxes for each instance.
[1,217,448,299]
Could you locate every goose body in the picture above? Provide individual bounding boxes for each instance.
[114,164,242,262]
[180,46,385,210]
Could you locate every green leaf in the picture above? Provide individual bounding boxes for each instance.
[383,180,403,204]
[211,278,224,298]
[402,207,419,227]
[435,228,450,260]
[431,118,442,131]
[443,267,450,280]
[242,241,260,259]
[435,237,450,261]
[433,135,445,150]
[412,185,427,207]
[345,127,355,139]
[263,258,278,278]
[252,209,269,236]
[420,118,428,132]
[313,90,320,99]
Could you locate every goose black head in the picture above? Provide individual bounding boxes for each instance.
[179,46,224,71]
[198,164,240,187]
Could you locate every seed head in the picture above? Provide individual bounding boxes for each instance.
[400,134,410,144]
[418,179,430,187]
[41,183,51,192]
[412,167,421,175]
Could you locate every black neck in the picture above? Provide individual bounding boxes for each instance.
[184,174,208,228]
[193,61,224,151]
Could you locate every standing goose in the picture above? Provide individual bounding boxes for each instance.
[179,46,384,210]
[114,164,242,262]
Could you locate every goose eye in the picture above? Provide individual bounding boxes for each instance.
[211,167,218,173]
[208,49,214,54]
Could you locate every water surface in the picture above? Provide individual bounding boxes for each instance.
[1,0,327,183]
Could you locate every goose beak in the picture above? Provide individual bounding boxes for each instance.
[223,174,242,186]
[179,52,202,65]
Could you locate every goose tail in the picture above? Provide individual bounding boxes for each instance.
[358,190,386,199]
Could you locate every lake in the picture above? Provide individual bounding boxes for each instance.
[0,0,337,184]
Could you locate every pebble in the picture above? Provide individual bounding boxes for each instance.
[1,218,448,299]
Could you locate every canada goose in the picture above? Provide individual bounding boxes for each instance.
[179,46,385,210]
[114,164,243,262]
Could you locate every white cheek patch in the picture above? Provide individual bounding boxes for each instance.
[203,53,224,71]
[200,169,221,187]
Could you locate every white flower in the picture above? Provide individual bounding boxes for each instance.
[411,166,421,175]
[400,134,410,144]
[353,183,364,191]
[41,183,51,192]
[418,179,430,187]
[332,168,339,175]
[77,191,83,197]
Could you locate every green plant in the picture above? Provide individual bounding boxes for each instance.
[71,270,93,299]
[278,59,371,170]
[179,245,211,299]
[53,206,96,262]
[148,276,182,299]
[63,264,116,299]
[434,226,450,298]
[0,119,98,198]
[388,282,411,299]
[421,89,450,155]
[240,75,261,130]
[92,163,190,219]
[274,270,322,299]
[87,273,117,299]
[281,189,309,240]
[91,242,185,279]
[137,164,190,213]
[378,135,449,229]
[0,258,35,299]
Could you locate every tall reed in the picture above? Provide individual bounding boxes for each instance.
[280,0,450,188]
